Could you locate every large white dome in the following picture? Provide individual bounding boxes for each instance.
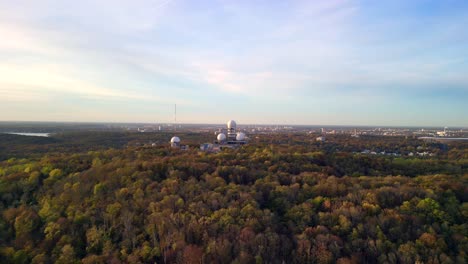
[170,136,180,143]
[217,133,226,141]
[227,120,237,129]
[236,132,246,141]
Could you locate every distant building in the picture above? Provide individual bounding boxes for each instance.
[235,132,246,143]
[351,129,360,138]
[227,120,237,141]
[201,120,249,152]
[436,127,448,137]
[316,136,326,142]
[217,133,226,143]
[170,136,181,148]
[170,136,189,150]
[200,143,219,152]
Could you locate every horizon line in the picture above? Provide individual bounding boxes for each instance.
[0,120,466,129]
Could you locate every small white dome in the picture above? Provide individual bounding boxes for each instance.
[227,120,237,129]
[217,133,226,141]
[236,132,246,141]
[170,136,180,143]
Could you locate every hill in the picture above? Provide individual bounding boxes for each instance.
[0,133,467,263]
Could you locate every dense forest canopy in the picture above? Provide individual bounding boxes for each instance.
[0,132,467,263]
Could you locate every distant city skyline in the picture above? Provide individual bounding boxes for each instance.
[1,0,467,126]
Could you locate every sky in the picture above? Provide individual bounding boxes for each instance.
[0,0,467,126]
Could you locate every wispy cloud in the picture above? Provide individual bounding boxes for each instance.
[0,63,195,105]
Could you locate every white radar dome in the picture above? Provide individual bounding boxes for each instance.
[236,132,246,141]
[217,133,226,141]
[227,120,237,129]
[170,136,180,143]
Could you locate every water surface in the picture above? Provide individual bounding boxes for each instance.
[4,132,51,137]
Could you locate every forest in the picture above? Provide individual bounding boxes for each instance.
[0,132,467,263]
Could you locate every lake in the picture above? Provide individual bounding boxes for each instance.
[3,132,51,137]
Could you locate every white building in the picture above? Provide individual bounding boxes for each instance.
[316,136,326,142]
[170,136,181,148]
[201,120,248,152]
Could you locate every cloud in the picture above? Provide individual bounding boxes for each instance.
[0,86,52,103]
[0,63,191,104]
[0,2,191,105]
[0,23,64,57]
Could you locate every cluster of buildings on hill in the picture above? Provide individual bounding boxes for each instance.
[360,150,435,157]
[170,120,249,152]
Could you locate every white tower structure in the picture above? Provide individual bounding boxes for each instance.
[170,136,180,148]
[227,120,237,140]
[200,119,248,151]
[174,104,177,132]
[227,120,236,132]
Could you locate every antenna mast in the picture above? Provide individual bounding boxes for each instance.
[174,104,177,132]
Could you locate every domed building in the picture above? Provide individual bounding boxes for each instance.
[201,119,249,152]
[170,136,181,148]
[236,132,246,141]
[227,120,237,141]
[217,133,226,143]
[227,120,237,131]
